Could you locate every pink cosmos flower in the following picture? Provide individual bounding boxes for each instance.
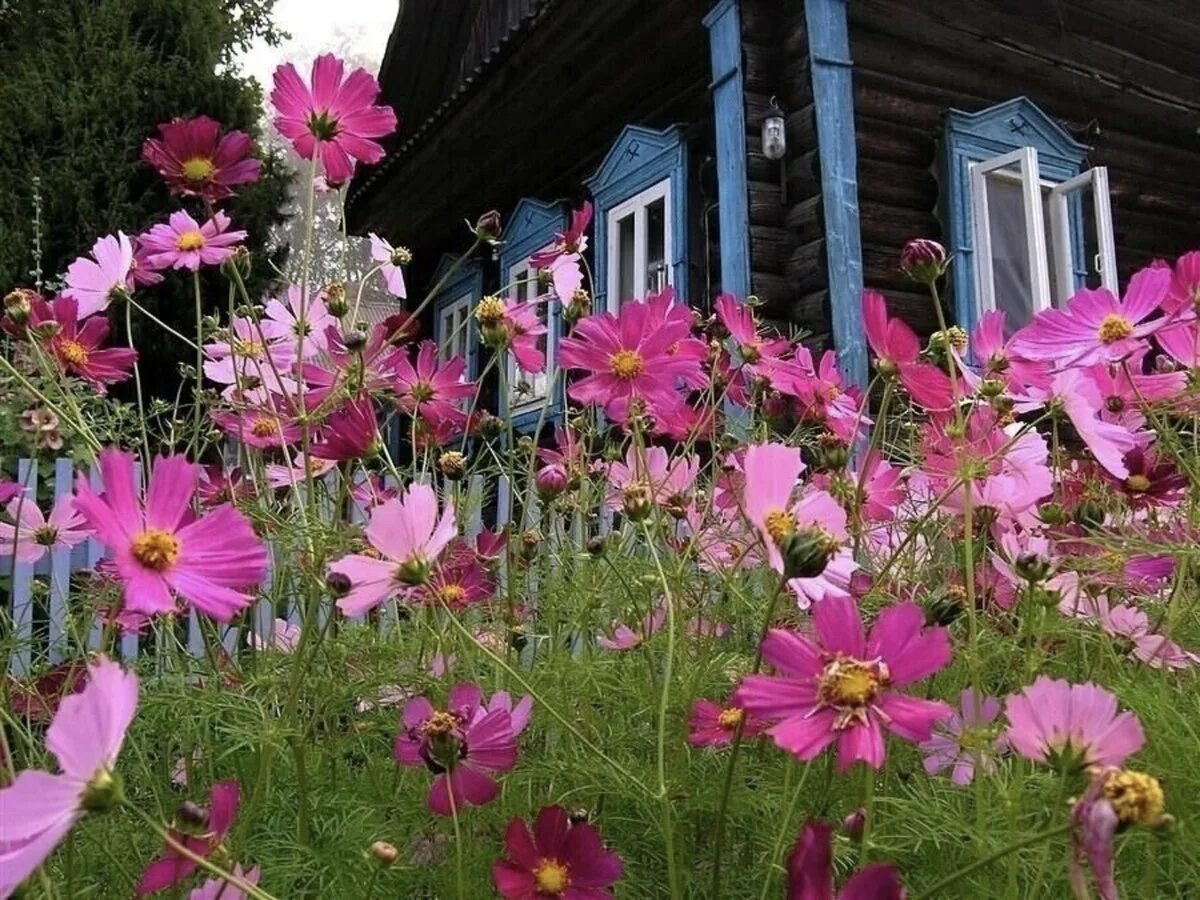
[862,290,954,410]
[529,201,591,303]
[368,233,409,298]
[0,657,137,898]
[597,607,666,651]
[1083,359,1184,430]
[271,54,398,184]
[1014,266,1169,368]
[0,492,92,565]
[687,699,764,748]
[141,115,261,202]
[492,805,623,899]
[734,596,952,772]
[301,323,402,404]
[328,483,457,615]
[72,449,268,621]
[248,618,301,653]
[714,293,797,389]
[920,688,1006,786]
[394,683,518,816]
[481,296,548,374]
[605,445,699,512]
[963,309,1053,401]
[1161,249,1200,317]
[139,210,246,272]
[1050,370,1141,479]
[130,237,166,288]
[136,781,240,894]
[202,316,296,392]
[30,296,137,391]
[559,288,708,423]
[265,454,336,490]
[786,820,905,900]
[411,554,496,610]
[1099,603,1198,671]
[1003,677,1144,771]
[787,346,868,444]
[210,401,302,449]
[264,284,334,359]
[392,341,474,428]
[64,232,134,317]
[311,395,381,461]
[188,866,261,900]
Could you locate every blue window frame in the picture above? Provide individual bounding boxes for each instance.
[429,253,484,379]
[943,97,1117,334]
[585,124,688,312]
[497,198,568,433]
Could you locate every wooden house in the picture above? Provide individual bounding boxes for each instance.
[346,0,1200,423]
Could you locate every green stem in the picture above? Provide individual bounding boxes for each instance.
[921,823,1071,896]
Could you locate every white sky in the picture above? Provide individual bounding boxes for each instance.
[238,0,401,87]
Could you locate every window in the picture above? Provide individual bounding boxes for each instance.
[586,124,688,312]
[944,99,1117,332]
[507,255,554,410]
[436,293,472,363]
[606,180,672,311]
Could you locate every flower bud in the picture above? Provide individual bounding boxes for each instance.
[535,463,569,500]
[842,808,867,841]
[371,840,400,866]
[621,481,654,521]
[4,287,36,324]
[814,433,850,471]
[780,527,838,579]
[899,238,949,286]
[586,535,607,557]
[438,451,467,481]
[564,288,591,324]
[176,800,209,828]
[341,329,367,351]
[1015,552,1052,584]
[568,809,591,825]
[519,529,541,561]
[1038,502,1067,526]
[1073,499,1106,530]
[474,209,503,243]
[326,571,352,597]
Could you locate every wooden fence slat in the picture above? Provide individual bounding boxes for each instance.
[48,458,74,663]
[122,462,142,663]
[9,460,38,676]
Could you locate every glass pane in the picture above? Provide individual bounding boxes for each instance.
[984,173,1034,331]
[646,197,667,293]
[1040,188,1062,308]
[617,213,635,302]
[440,310,456,361]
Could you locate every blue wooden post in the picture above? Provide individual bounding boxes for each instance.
[48,457,74,663]
[9,459,38,676]
[806,0,868,388]
[123,463,141,662]
[87,463,105,651]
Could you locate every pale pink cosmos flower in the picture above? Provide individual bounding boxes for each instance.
[202,316,297,393]
[0,492,92,565]
[529,201,591,302]
[1004,677,1144,771]
[264,284,334,359]
[328,484,457,615]
[1161,249,1200,317]
[1098,602,1198,671]
[189,866,261,900]
[265,454,336,490]
[604,445,700,512]
[559,288,708,423]
[368,233,409,298]
[72,449,268,621]
[597,607,666,651]
[1050,369,1141,479]
[920,688,1006,786]
[138,210,246,272]
[0,657,137,898]
[735,596,953,772]
[248,618,301,653]
[64,232,134,317]
[271,53,398,184]
[1014,266,1169,368]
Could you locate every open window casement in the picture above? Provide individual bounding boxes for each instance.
[970,148,1118,331]
[605,179,672,312]
[436,293,472,364]
[507,255,553,409]
[1048,166,1118,302]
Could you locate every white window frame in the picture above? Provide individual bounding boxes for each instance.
[436,293,472,366]
[507,250,555,412]
[970,148,1117,321]
[605,178,672,312]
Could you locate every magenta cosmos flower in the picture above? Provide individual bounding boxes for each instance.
[136,780,240,895]
[919,687,1006,786]
[392,341,475,429]
[528,201,591,303]
[787,820,905,900]
[271,54,398,184]
[64,232,134,317]
[559,288,707,423]
[687,698,764,748]
[394,683,521,816]
[328,483,457,615]
[0,657,137,898]
[0,491,92,565]
[30,295,137,391]
[492,805,623,899]
[1014,265,1169,368]
[862,289,953,410]
[735,596,952,772]
[141,115,261,202]
[72,449,268,621]
[139,210,246,272]
[188,866,261,900]
[1004,677,1145,772]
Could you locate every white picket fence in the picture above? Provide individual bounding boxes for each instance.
[2,458,613,676]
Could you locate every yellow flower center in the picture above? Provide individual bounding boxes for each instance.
[420,711,459,737]
[131,528,182,571]
[533,859,571,894]
[1125,474,1150,493]
[818,656,885,729]
[59,339,89,366]
[609,349,645,380]
[1103,770,1165,826]
[762,508,796,545]
[177,230,206,252]
[390,246,412,266]
[474,296,506,326]
[1097,314,1133,344]
[181,157,216,182]
[232,338,264,358]
[251,416,278,438]
[717,707,744,730]
[33,525,59,546]
[439,584,467,605]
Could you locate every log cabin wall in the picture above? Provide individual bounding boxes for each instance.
[846,0,1200,335]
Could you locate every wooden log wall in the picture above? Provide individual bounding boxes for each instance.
[847,0,1200,335]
